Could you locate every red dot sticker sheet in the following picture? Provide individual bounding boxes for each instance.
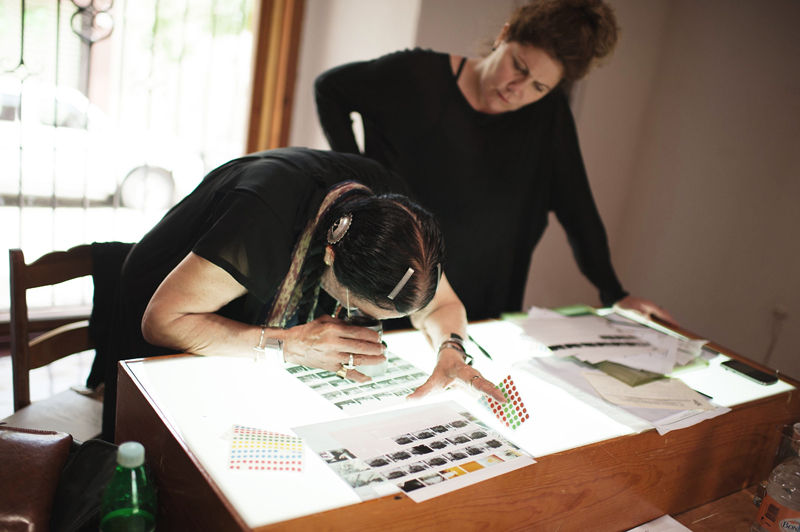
[228,425,304,472]
[478,376,530,430]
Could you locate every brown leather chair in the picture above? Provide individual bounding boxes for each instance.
[0,425,118,532]
[3,245,103,442]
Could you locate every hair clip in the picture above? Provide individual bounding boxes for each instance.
[387,267,415,300]
[327,214,353,244]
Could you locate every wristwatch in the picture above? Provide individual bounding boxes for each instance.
[438,333,473,366]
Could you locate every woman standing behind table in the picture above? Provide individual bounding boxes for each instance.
[315,0,675,324]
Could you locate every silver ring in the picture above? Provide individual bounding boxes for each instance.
[343,353,355,370]
[469,375,480,391]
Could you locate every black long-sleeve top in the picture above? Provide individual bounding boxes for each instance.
[315,49,627,321]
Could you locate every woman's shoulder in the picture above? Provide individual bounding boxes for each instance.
[366,47,451,73]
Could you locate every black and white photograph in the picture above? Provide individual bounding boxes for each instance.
[419,472,446,486]
[319,448,356,464]
[365,456,393,468]
[393,434,417,446]
[329,459,371,476]
[344,471,386,489]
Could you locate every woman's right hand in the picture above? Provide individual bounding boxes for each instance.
[281,315,386,382]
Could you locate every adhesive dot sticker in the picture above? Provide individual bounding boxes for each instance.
[228,425,304,472]
[477,376,529,430]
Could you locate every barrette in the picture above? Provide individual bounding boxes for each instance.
[387,267,414,300]
[327,213,352,244]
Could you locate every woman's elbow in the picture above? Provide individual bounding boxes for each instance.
[141,304,170,347]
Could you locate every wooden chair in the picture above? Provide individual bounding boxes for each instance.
[3,245,103,442]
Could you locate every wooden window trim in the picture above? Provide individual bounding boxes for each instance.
[247,0,305,152]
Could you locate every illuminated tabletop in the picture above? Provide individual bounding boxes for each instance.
[116,320,800,531]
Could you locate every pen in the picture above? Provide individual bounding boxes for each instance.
[468,335,493,361]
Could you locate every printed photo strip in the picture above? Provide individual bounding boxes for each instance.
[286,355,429,415]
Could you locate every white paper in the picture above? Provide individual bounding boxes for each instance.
[517,358,655,434]
[286,354,429,415]
[515,357,730,435]
[582,373,714,411]
[674,338,707,366]
[603,313,707,373]
[606,337,677,374]
[292,401,535,503]
[526,306,569,319]
[625,514,692,532]
[518,315,656,364]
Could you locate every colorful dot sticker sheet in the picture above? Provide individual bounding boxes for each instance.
[228,425,304,472]
[478,376,530,429]
[285,355,429,416]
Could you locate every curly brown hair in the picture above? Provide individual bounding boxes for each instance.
[506,0,619,82]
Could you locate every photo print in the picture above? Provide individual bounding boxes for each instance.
[319,448,355,464]
[286,355,430,415]
[294,401,536,503]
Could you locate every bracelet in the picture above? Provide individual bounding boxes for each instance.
[438,341,466,354]
[255,324,268,351]
[437,334,473,366]
[254,325,285,362]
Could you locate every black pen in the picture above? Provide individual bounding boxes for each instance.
[468,335,493,361]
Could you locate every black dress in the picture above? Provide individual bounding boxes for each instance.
[102,147,410,440]
[315,49,628,322]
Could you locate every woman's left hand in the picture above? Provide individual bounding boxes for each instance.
[614,295,678,326]
[407,348,506,403]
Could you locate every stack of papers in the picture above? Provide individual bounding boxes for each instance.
[512,309,707,378]
[510,308,729,434]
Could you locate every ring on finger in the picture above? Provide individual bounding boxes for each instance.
[469,375,480,391]
[336,365,348,379]
[343,353,355,370]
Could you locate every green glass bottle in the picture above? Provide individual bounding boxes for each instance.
[100,441,157,532]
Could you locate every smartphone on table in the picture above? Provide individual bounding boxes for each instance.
[721,359,778,385]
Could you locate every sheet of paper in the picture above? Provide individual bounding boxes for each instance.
[624,514,692,532]
[477,375,530,429]
[225,425,304,472]
[516,358,655,433]
[674,338,707,366]
[515,357,730,435]
[292,401,535,504]
[286,354,428,415]
[517,315,657,364]
[582,372,714,411]
[526,306,568,319]
[603,313,707,373]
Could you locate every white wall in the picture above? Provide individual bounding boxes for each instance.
[414,0,518,57]
[612,0,800,377]
[289,0,422,149]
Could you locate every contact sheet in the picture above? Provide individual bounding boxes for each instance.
[285,355,429,415]
[293,401,535,503]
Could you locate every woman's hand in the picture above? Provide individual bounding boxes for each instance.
[614,295,678,326]
[282,315,386,383]
[407,348,506,403]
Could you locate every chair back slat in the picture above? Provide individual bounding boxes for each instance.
[25,245,93,289]
[29,321,95,370]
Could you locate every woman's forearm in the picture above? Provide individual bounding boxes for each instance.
[410,274,468,350]
[141,307,270,358]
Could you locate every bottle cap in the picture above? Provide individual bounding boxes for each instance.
[117,441,145,468]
